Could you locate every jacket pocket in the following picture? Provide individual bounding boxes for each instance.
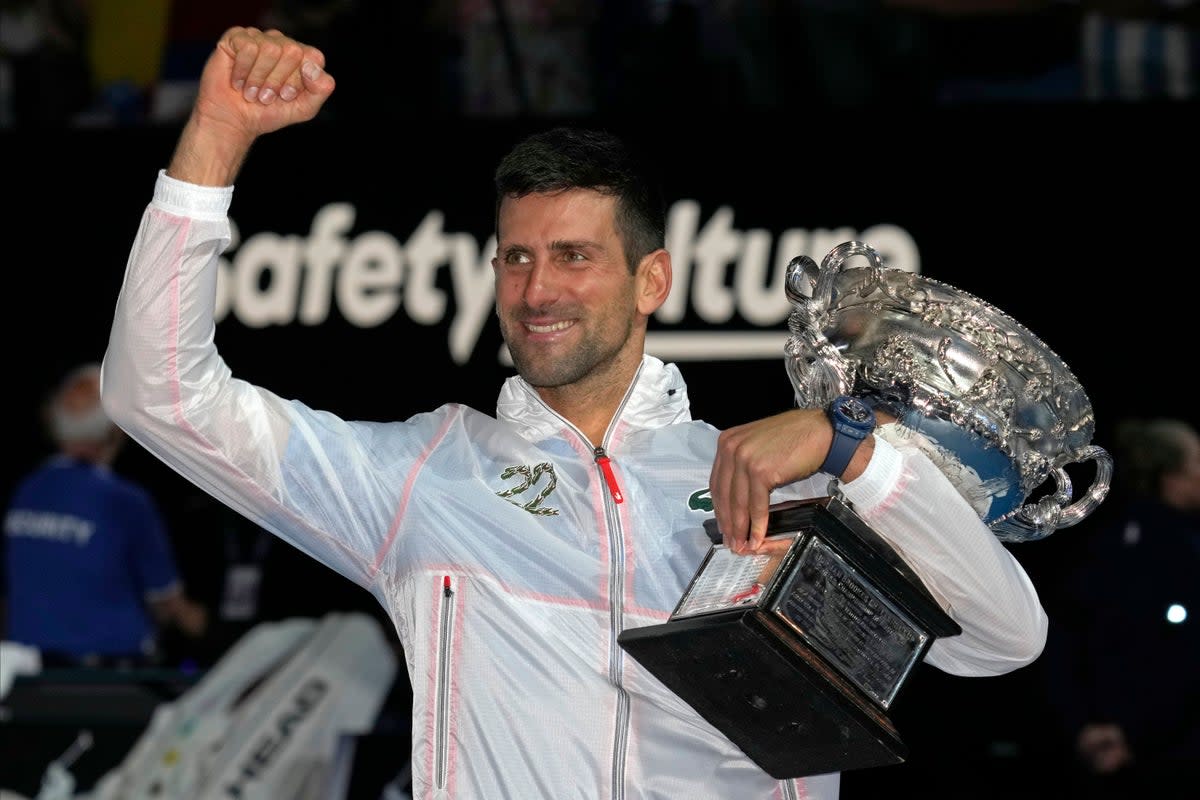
[434,574,457,791]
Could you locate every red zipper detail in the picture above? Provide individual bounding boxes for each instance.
[594,448,624,504]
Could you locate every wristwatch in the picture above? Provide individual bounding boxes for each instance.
[819,395,876,479]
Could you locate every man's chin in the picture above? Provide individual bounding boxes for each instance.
[516,370,569,389]
[512,358,580,390]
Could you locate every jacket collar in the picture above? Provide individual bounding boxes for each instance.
[496,354,692,444]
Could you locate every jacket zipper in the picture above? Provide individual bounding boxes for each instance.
[435,575,455,790]
[596,444,630,800]
[593,446,624,503]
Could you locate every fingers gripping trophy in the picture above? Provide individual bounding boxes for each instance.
[786,241,1112,542]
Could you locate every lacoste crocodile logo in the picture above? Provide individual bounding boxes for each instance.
[688,488,713,512]
[496,463,560,516]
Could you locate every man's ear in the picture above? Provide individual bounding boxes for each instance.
[636,248,672,316]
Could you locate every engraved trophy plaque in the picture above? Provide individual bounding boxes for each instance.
[619,495,959,778]
[619,241,1113,778]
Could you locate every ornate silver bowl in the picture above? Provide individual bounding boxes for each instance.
[785,241,1111,542]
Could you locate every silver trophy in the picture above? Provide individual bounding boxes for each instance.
[785,241,1112,542]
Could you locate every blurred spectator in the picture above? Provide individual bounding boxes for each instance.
[623,1,1082,112]
[0,0,91,127]
[1039,417,1200,799]
[1,362,208,668]
[440,0,599,115]
[1077,0,1199,101]
[9,0,1198,129]
[76,0,171,125]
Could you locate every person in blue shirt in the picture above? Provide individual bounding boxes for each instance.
[1,362,208,667]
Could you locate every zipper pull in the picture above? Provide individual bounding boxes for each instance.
[443,575,453,597]
[594,447,624,504]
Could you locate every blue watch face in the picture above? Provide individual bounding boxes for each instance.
[836,397,874,426]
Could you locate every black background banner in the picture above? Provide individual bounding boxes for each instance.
[1,103,1195,792]
[8,106,1184,436]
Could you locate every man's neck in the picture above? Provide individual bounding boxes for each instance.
[60,443,116,466]
[538,382,626,446]
[535,355,642,446]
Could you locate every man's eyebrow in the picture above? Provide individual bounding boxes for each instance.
[497,239,604,258]
[497,243,531,257]
[549,239,603,252]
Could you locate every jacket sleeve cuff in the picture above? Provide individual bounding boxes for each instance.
[153,168,234,221]
[839,432,902,513]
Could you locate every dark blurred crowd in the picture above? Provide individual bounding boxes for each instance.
[2,0,1198,129]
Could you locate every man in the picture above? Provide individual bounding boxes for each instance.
[1041,417,1200,799]
[100,26,1047,799]
[3,363,207,667]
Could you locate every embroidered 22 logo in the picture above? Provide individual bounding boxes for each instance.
[496,463,560,516]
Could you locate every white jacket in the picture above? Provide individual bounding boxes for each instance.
[101,170,1048,800]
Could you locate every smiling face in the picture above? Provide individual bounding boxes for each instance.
[493,188,668,399]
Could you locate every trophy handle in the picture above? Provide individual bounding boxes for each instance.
[786,240,886,310]
[785,242,886,404]
[1003,445,1114,540]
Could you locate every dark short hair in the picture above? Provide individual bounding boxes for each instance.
[1114,418,1195,498]
[494,127,666,274]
